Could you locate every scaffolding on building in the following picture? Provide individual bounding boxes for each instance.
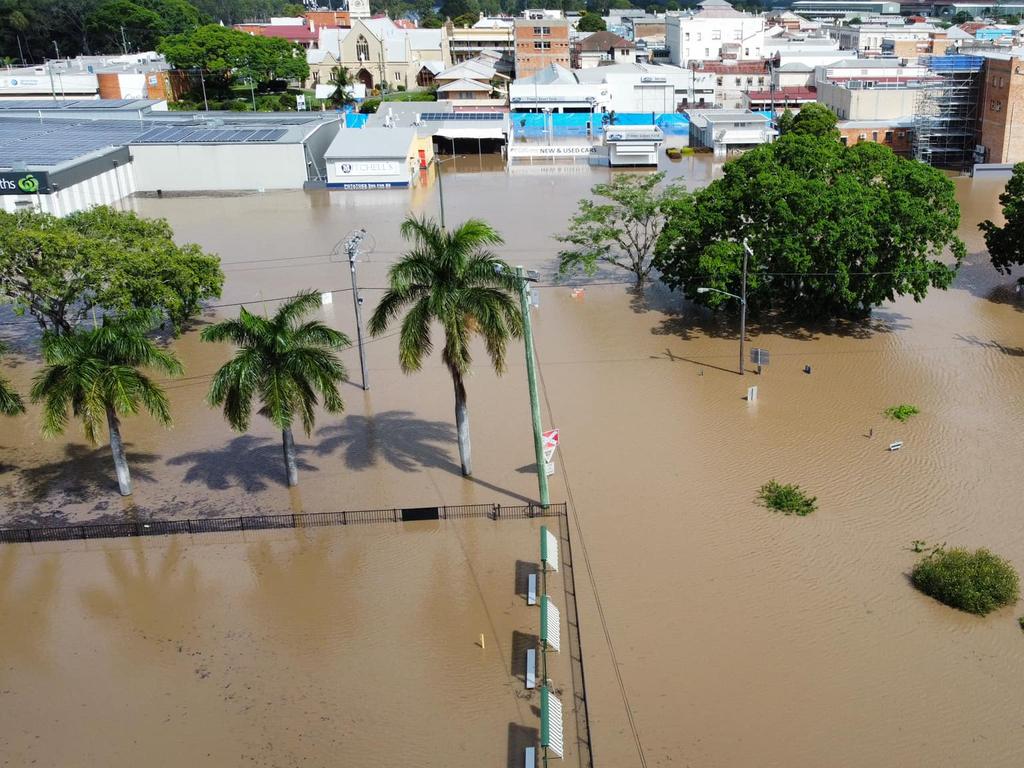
[912,54,985,173]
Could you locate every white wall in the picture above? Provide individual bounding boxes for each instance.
[326,157,414,188]
[667,13,765,66]
[1,162,136,216]
[130,144,308,192]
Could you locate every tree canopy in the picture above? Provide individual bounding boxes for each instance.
[978,162,1024,276]
[655,134,966,319]
[0,206,223,335]
[158,23,309,85]
[558,172,687,286]
[782,102,838,138]
[577,12,607,31]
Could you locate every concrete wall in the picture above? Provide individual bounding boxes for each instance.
[816,81,917,120]
[667,13,765,67]
[130,143,309,192]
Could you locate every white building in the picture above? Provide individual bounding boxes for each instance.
[686,109,776,155]
[510,62,715,113]
[764,36,857,69]
[667,0,766,67]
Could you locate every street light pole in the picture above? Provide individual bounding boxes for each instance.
[342,230,370,391]
[516,266,550,509]
[740,238,750,376]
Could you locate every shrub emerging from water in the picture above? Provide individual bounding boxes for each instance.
[759,480,817,516]
[911,548,1020,616]
[885,404,920,422]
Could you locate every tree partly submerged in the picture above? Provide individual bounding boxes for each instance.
[369,216,523,476]
[30,312,182,496]
[201,291,350,488]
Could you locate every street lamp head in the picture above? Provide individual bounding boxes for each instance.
[696,287,710,294]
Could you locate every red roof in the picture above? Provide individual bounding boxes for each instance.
[394,19,416,29]
[692,60,769,75]
[745,86,816,101]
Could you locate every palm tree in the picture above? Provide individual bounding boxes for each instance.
[30,312,182,496]
[328,65,356,108]
[0,342,25,416]
[200,291,350,488]
[368,216,524,477]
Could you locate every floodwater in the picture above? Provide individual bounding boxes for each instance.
[2,153,1023,767]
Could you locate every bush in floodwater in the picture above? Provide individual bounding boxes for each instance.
[758,480,817,516]
[885,403,920,422]
[911,547,1020,616]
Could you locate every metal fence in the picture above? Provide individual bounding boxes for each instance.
[0,502,566,544]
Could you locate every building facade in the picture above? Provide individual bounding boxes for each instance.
[978,54,1024,164]
[667,0,766,67]
[514,18,571,79]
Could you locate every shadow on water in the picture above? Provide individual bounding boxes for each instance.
[315,411,455,472]
[167,434,315,492]
[316,411,538,504]
[953,249,1024,312]
[954,333,1024,357]
[514,559,538,600]
[631,280,912,341]
[511,630,539,683]
[506,724,539,768]
[9,443,159,504]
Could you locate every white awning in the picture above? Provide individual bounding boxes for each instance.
[432,127,506,140]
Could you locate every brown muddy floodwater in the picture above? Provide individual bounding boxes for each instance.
[1,154,1023,767]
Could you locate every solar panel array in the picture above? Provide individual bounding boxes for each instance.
[418,112,506,121]
[0,118,148,167]
[134,127,287,144]
[0,99,148,111]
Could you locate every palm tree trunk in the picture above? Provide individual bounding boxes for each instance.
[451,369,472,476]
[106,406,132,496]
[281,428,300,487]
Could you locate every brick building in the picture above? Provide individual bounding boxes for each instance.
[978,55,1024,164]
[838,119,914,156]
[514,18,570,79]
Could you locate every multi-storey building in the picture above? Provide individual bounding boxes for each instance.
[977,54,1024,164]
[448,18,515,76]
[666,0,766,68]
[514,18,571,79]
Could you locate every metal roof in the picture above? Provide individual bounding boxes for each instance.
[324,127,416,159]
[0,99,161,111]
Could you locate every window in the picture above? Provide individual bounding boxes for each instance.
[733,29,742,40]
[884,131,893,143]
[746,77,753,85]
[744,48,749,56]
[712,30,721,40]
[533,26,542,34]
[717,77,723,86]
[757,77,764,85]
[685,32,690,41]
[871,131,878,141]
[696,32,702,41]
[840,136,848,146]
[534,41,551,49]
[356,35,369,62]
[735,77,741,86]
[705,48,709,57]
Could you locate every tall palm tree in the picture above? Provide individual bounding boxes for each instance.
[369,216,524,477]
[328,65,356,108]
[201,291,350,488]
[0,342,25,416]
[30,312,182,496]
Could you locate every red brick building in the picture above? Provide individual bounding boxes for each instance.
[978,55,1024,165]
[514,18,570,79]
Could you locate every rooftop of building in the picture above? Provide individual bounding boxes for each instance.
[745,86,818,99]
[324,126,416,159]
[578,31,634,51]
[686,108,772,124]
[691,60,770,74]
[693,0,751,19]
[2,54,169,77]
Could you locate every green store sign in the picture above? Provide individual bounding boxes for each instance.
[0,171,51,195]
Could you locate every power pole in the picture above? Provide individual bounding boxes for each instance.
[120,26,129,55]
[740,239,750,376]
[345,229,370,391]
[516,266,549,508]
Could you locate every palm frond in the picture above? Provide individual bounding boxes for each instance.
[0,377,24,416]
[398,298,434,373]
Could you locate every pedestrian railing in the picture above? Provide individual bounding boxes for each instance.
[0,502,566,544]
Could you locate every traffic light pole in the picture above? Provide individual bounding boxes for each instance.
[517,266,549,509]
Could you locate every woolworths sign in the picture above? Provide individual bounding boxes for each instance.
[0,171,51,195]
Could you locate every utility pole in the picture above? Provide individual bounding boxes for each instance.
[120,26,129,55]
[740,238,750,377]
[435,157,447,230]
[197,68,209,111]
[53,41,59,60]
[345,229,370,391]
[516,266,549,508]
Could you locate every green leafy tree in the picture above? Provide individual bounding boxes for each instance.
[0,207,223,335]
[328,65,356,107]
[369,216,523,477]
[201,291,350,488]
[87,1,164,52]
[30,311,182,496]
[655,135,966,319]
[577,12,606,31]
[978,161,1024,276]
[776,107,795,135]
[786,102,838,137]
[281,2,305,14]
[558,172,687,286]
[158,23,308,89]
[951,10,971,24]
[440,0,479,20]
[0,342,25,416]
[453,11,477,26]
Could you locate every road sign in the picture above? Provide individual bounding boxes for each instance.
[545,461,555,476]
[747,386,758,402]
[750,348,770,365]
[542,429,559,462]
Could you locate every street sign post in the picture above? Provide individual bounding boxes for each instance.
[750,348,770,375]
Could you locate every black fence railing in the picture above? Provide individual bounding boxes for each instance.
[0,502,566,545]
